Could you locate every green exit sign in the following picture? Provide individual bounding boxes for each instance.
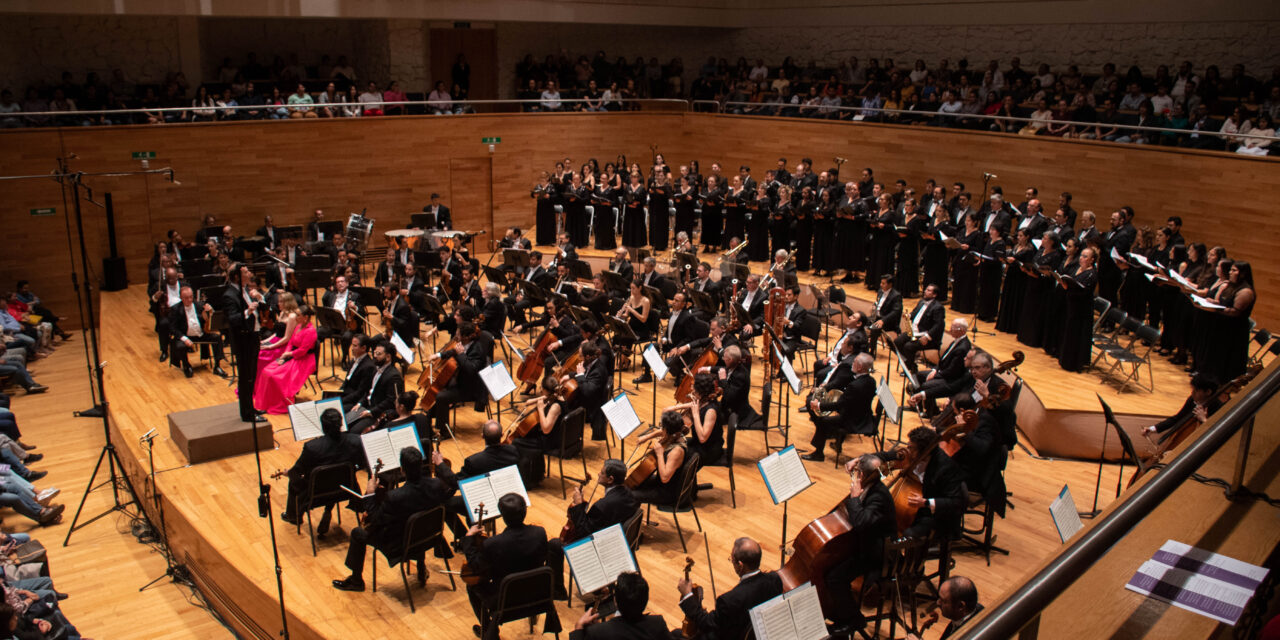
[131,151,156,160]
[29,207,55,216]
[481,137,501,144]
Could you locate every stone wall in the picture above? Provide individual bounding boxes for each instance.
[0,15,182,93]
[387,19,430,94]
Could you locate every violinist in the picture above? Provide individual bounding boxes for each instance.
[908,319,972,408]
[1143,373,1222,438]
[382,281,419,348]
[968,351,1017,449]
[568,342,610,441]
[281,408,363,530]
[579,319,614,380]
[563,459,638,543]
[512,377,568,482]
[802,352,876,463]
[463,493,563,634]
[332,446,455,593]
[456,266,484,308]
[479,282,507,338]
[374,247,400,288]
[168,286,227,378]
[334,334,376,409]
[677,537,783,640]
[571,571,666,639]
[700,345,756,429]
[382,391,431,443]
[814,311,868,383]
[824,454,896,637]
[149,265,185,362]
[265,245,299,296]
[425,321,489,437]
[876,426,966,539]
[630,411,688,506]
[437,245,462,295]
[318,274,361,366]
[668,373,722,467]
[441,420,522,540]
[346,340,403,432]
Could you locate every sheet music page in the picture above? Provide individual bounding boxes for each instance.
[361,431,398,472]
[877,377,900,425]
[643,344,669,381]
[776,346,802,395]
[1032,238,1042,249]
[1191,294,1227,310]
[480,360,517,401]
[458,475,499,524]
[1169,269,1194,288]
[314,396,347,431]
[593,523,637,585]
[1048,485,1084,543]
[750,593,797,640]
[487,464,531,507]
[386,423,423,457]
[785,583,829,640]
[1109,246,1123,263]
[758,446,812,504]
[602,393,642,440]
[564,537,607,594]
[288,400,323,441]
[389,330,415,365]
[1128,252,1156,270]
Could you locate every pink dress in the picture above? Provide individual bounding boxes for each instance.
[253,323,318,414]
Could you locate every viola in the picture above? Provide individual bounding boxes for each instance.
[681,557,701,638]
[459,503,487,586]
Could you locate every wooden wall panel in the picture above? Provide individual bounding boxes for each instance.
[2,113,1276,329]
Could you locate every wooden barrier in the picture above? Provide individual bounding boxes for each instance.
[2,113,1276,329]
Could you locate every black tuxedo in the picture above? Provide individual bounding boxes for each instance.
[608,259,635,284]
[385,296,419,348]
[778,301,807,359]
[735,288,767,331]
[679,570,784,640]
[351,363,404,429]
[430,339,491,432]
[575,357,610,439]
[565,485,639,542]
[809,372,877,452]
[423,204,452,229]
[344,473,455,580]
[255,225,278,249]
[338,354,376,408]
[481,297,506,337]
[569,615,669,640]
[374,260,400,288]
[284,432,364,519]
[465,523,559,634]
[441,444,522,539]
[167,301,224,371]
[1018,213,1050,240]
[950,408,1009,516]
[637,270,667,291]
[931,336,971,383]
[720,363,758,427]
[877,449,966,539]
[222,283,261,421]
[813,329,868,382]
[893,299,947,374]
[659,309,700,350]
[823,481,896,625]
[318,288,361,361]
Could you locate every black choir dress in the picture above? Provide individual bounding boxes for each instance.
[1199,287,1254,383]
[895,215,928,298]
[699,187,724,250]
[673,186,698,240]
[1040,256,1076,357]
[722,188,748,251]
[949,230,985,314]
[809,198,834,274]
[1057,265,1098,372]
[747,194,772,263]
[866,209,900,290]
[976,238,1008,322]
[648,181,671,251]
[563,185,590,248]
[836,203,863,278]
[1160,262,1203,356]
[592,184,618,251]
[621,184,648,248]
[920,223,952,301]
[1118,251,1150,323]
[777,200,802,269]
[532,183,557,246]
[996,246,1037,334]
[1188,277,1226,373]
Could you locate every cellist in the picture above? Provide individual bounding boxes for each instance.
[1142,373,1221,440]
[876,427,966,540]
[822,454,896,638]
[424,321,488,437]
[512,376,568,481]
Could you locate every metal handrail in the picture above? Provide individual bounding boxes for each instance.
[716,100,1280,144]
[5,97,691,119]
[956,362,1280,639]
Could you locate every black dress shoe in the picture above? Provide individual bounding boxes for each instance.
[183,365,194,378]
[213,366,228,377]
[473,625,483,638]
[800,451,825,462]
[253,414,270,423]
[158,352,168,362]
[332,576,365,592]
[280,512,300,526]
[26,470,47,482]
[632,373,653,384]
[24,453,42,463]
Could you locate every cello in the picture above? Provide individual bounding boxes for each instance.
[516,304,565,387]
[417,327,460,413]
[886,410,976,534]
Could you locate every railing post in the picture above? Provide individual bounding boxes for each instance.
[1229,415,1255,495]
[1016,613,1040,640]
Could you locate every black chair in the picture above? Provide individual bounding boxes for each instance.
[371,506,455,612]
[546,406,589,499]
[643,452,702,553]
[1090,296,1112,333]
[706,413,739,508]
[1089,308,1129,366]
[793,314,823,380]
[1099,323,1160,392]
[623,508,644,550]
[1249,328,1273,365]
[480,566,561,640]
[295,462,356,556]
[868,536,932,640]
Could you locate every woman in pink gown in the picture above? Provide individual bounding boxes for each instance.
[259,292,300,368]
[254,306,318,414]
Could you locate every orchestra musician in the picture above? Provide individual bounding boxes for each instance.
[687,262,721,320]
[776,286,807,361]
[802,352,875,462]
[764,250,798,290]
[563,459,639,543]
[652,292,703,385]
[677,537,784,640]
[167,286,227,378]
[618,281,656,365]
[675,314,740,369]
[440,420,523,540]
[280,408,363,530]
[579,318,615,381]
[382,281,420,348]
[814,311,869,383]
[867,275,904,349]
[1143,373,1222,438]
[453,266,483,308]
[317,274,361,365]
[508,251,547,331]
[423,192,451,230]
[551,232,579,269]
[374,247,400,288]
[533,298,582,385]
[223,263,267,424]
[193,214,218,245]
[345,340,403,432]
[668,372,723,467]
[673,231,696,257]
[704,345,756,428]
[823,454,896,636]
[500,226,533,252]
[568,342,610,441]
[905,577,983,640]
[463,493,563,638]
[512,376,568,482]
[608,247,635,285]
[630,411,688,506]
[332,334,376,408]
[734,275,767,339]
[876,426,967,539]
[255,215,278,250]
[946,393,1010,517]
[425,321,489,437]
[148,266,185,362]
[332,446,455,593]
[637,256,666,290]
[571,572,667,640]
[479,283,506,338]
[893,284,947,375]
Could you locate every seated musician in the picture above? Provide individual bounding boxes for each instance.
[905,576,982,640]
[437,304,478,340]
[776,286,807,361]
[1143,373,1222,439]
[281,408,363,530]
[677,537,783,640]
[668,373,723,467]
[382,391,431,443]
[438,245,462,295]
[608,247,635,284]
[374,247,400,288]
[699,345,756,428]
[168,286,227,378]
[480,282,507,338]
[425,321,489,437]
[149,266,185,362]
[967,351,1017,450]
[734,275,767,339]
[876,426,967,540]
[333,335,376,407]
[572,571,668,639]
[946,394,1010,517]
[673,231,696,256]
[401,264,431,316]
[867,274,903,349]
[456,267,484,308]
[630,411,689,506]
[802,353,876,463]
[575,274,613,320]
[440,420,522,541]
[578,318,614,378]
[815,311,869,383]
[508,251,547,331]
[345,340,403,432]
[892,284,947,375]
[265,245,299,295]
[499,226,532,252]
[687,262,721,320]
[512,376,567,482]
[568,342,610,441]
[552,231,579,266]
[563,459,639,543]
[803,331,859,415]
[766,249,798,289]
[823,454,896,636]
[722,236,748,270]
[382,281,420,348]
[332,446,455,593]
[550,262,581,306]
[673,314,740,370]
[636,256,667,290]
[909,336,975,417]
[524,299,581,392]
[652,292,704,385]
[464,493,563,637]
[317,274,360,366]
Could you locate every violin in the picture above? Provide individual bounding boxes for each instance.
[559,478,593,543]
[681,557,701,638]
[269,468,287,480]
[459,503,487,586]
[357,459,387,527]
[928,350,1023,431]
[624,429,680,488]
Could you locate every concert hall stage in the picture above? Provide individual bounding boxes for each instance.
[99,250,1188,639]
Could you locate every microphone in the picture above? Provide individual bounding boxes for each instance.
[983,172,998,180]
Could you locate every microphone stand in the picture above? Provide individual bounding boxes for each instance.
[968,313,997,345]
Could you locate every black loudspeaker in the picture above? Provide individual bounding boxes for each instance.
[102,257,128,291]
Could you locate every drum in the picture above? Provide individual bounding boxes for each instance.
[345,213,374,250]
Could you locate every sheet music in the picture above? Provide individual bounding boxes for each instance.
[1049,485,1084,543]
[389,330,415,365]
[602,393,642,440]
[757,446,812,504]
[1127,252,1156,270]
[1032,238,1043,249]
[594,524,637,587]
[480,360,517,401]
[565,538,608,594]
[775,344,801,395]
[877,376,900,425]
[642,343,669,381]
[1126,561,1258,625]
[288,400,324,441]
[750,593,795,640]
[1191,294,1227,310]
[1109,246,1124,263]
[785,583,828,640]
[1154,540,1269,590]
[386,422,422,457]
[361,430,399,472]
[458,475,500,524]
[487,464,530,507]
[1169,269,1195,289]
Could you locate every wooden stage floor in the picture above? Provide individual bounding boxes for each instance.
[92,250,1199,639]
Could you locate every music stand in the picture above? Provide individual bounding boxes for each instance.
[190,274,224,291]
[296,269,333,306]
[411,213,436,229]
[350,286,382,317]
[724,262,751,285]
[686,289,717,317]
[672,251,698,278]
[602,315,638,390]
[316,220,344,242]
[315,307,348,382]
[480,264,508,288]
[1091,395,1148,518]
[567,259,593,281]
[517,279,548,305]
[641,285,668,316]
[181,258,213,279]
[296,254,333,271]
[599,270,630,295]
[502,249,531,272]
